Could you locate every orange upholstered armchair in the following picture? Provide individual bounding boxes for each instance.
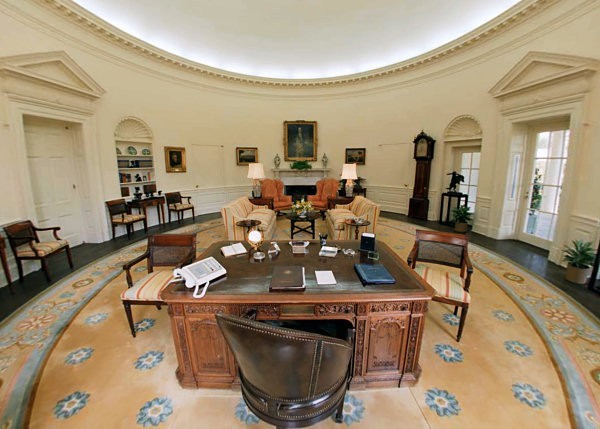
[308,178,339,218]
[260,179,292,213]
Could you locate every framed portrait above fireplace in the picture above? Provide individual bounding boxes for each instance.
[284,120,317,161]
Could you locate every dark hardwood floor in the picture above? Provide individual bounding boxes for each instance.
[1,211,598,321]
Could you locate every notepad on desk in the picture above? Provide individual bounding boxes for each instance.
[220,242,247,257]
[315,270,336,285]
[354,263,396,285]
[269,265,306,291]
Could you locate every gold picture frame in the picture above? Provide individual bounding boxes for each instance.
[236,147,258,165]
[164,146,186,173]
[345,148,366,165]
[284,120,317,161]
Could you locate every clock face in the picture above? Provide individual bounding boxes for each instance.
[416,139,429,158]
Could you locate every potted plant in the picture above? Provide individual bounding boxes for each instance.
[562,239,595,284]
[451,205,472,233]
[290,161,312,170]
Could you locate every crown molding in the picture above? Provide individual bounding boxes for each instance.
[34,0,558,88]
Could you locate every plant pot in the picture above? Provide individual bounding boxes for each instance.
[454,222,469,233]
[565,264,592,284]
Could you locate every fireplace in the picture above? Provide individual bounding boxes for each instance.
[272,167,330,202]
[285,185,317,202]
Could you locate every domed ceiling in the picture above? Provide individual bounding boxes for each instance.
[72,0,523,79]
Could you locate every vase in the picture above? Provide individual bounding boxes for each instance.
[274,153,281,168]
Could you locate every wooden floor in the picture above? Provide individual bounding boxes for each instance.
[1,211,598,321]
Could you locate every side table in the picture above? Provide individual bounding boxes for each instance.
[344,219,371,240]
[128,196,166,224]
[327,196,354,210]
[235,219,262,239]
[249,197,274,210]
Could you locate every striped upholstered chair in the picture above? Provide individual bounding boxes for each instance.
[4,220,73,282]
[106,198,147,239]
[121,233,196,337]
[407,230,473,342]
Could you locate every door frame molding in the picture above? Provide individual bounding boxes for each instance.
[0,52,106,244]
[6,94,106,243]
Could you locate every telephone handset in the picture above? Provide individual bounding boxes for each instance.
[170,257,227,298]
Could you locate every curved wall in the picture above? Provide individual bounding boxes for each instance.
[0,0,598,260]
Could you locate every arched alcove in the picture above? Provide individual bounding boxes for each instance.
[114,117,155,199]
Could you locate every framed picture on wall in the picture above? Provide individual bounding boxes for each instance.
[345,148,366,165]
[236,147,258,165]
[165,146,186,173]
[284,120,317,161]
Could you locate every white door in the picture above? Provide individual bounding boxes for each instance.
[517,124,570,249]
[24,116,84,246]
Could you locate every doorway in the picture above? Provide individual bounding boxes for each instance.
[452,147,480,213]
[23,116,85,246]
[517,122,570,250]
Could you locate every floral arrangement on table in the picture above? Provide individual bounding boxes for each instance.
[292,199,312,215]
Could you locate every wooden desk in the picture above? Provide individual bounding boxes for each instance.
[128,196,166,224]
[162,240,433,390]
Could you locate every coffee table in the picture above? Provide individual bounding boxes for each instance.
[286,211,320,239]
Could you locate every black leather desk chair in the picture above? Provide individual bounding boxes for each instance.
[216,313,354,428]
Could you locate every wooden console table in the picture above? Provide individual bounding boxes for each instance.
[128,196,166,224]
[162,240,433,390]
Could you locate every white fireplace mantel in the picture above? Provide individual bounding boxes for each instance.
[272,168,331,186]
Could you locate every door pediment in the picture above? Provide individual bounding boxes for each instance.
[490,51,598,100]
[0,51,104,99]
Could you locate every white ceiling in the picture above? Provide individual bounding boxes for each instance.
[72,0,523,79]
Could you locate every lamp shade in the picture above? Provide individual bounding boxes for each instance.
[341,163,358,180]
[247,163,265,179]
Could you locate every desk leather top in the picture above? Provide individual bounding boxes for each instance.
[162,240,433,303]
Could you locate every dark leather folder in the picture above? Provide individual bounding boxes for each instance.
[354,263,396,285]
[270,265,306,291]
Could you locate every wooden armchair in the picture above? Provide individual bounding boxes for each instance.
[165,192,195,223]
[106,198,147,239]
[121,233,196,337]
[260,178,292,213]
[308,178,339,218]
[3,220,73,282]
[407,230,473,341]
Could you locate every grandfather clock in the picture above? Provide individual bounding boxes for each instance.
[408,131,435,219]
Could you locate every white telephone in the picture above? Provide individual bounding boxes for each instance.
[171,257,227,299]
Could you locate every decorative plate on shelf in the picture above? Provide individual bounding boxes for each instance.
[116,147,122,155]
[141,148,151,156]
[127,146,137,155]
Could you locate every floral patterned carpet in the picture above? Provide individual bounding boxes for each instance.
[0,217,598,428]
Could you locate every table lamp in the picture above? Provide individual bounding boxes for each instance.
[341,163,358,197]
[247,229,265,260]
[247,163,265,198]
